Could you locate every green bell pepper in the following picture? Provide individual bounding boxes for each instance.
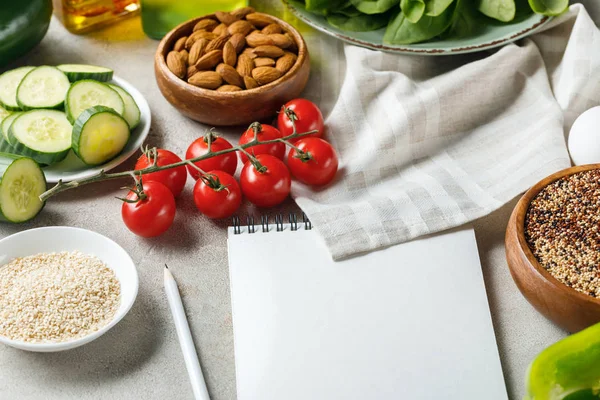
[526,322,600,400]
[0,0,52,68]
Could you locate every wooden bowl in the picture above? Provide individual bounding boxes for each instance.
[154,13,310,127]
[505,164,600,332]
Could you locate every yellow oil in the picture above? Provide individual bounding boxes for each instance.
[140,0,248,40]
[53,0,141,34]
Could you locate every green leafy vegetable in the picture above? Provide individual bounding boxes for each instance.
[306,0,348,15]
[478,0,516,22]
[528,0,568,16]
[401,0,426,23]
[336,4,364,17]
[384,1,456,44]
[444,0,484,38]
[327,12,391,31]
[425,0,456,16]
[350,0,400,14]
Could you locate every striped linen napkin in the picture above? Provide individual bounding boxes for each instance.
[292,4,600,260]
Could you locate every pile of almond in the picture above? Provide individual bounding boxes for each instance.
[165,7,299,92]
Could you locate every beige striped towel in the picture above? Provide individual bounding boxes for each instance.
[292,4,600,260]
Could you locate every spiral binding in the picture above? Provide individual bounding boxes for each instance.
[232,213,312,234]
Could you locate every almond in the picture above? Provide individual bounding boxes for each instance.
[253,45,284,58]
[241,47,257,59]
[185,30,217,49]
[189,38,208,65]
[188,71,222,90]
[215,11,239,25]
[228,33,246,54]
[228,20,253,36]
[275,52,297,74]
[254,57,275,67]
[179,49,189,64]
[262,24,282,35]
[269,33,293,49]
[243,76,259,90]
[231,6,255,19]
[236,54,254,77]
[223,42,237,67]
[246,13,272,28]
[285,33,298,53]
[193,19,218,32]
[252,66,281,85]
[213,23,229,36]
[205,34,230,52]
[166,51,186,79]
[245,32,273,47]
[187,65,199,80]
[174,36,187,52]
[217,84,243,92]
[195,49,223,70]
[216,63,244,88]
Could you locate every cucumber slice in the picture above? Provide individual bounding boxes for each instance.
[72,106,130,166]
[58,64,114,82]
[0,105,10,124]
[1,112,22,143]
[0,155,46,223]
[0,66,35,111]
[8,110,72,165]
[0,139,18,155]
[16,66,71,110]
[65,80,124,124]
[108,84,140,129]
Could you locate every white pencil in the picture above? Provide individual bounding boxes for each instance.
[164,265,211,400]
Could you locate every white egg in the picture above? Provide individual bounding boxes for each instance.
[568,106,600,166]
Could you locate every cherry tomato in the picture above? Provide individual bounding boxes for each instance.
[134,149,187,197]
[240,154,291,208]
[186,134,238,180]
[239,123,285,164]
[193,170,242,219]
[287,138,339,186]
[277,98,324,143]
[121,180,176,238]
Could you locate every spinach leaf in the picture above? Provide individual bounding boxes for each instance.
[528,0,568,16]
[478,0,516,22]
[306,0,347,15]
[444,0,484,38]
[383,1,456,44]
[425,0,455,16]
[401,0,426,23]
[350,0,400,14]
[327,12,391,31]
[336,4,364,17]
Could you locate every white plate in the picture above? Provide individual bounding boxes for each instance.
[42,76,151,183]
[0,227,139,352]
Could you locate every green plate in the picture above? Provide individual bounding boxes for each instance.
[283,0,552,55]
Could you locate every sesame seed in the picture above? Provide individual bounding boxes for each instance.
[525,169,600,298]
[0,251,120,343]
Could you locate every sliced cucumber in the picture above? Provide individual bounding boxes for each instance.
[0,155,46,223]
[58,64,114,82]
[0,139,18,155]
[16,66,71,110]
[0,105,10,124]
[72,106,130,166]
[8,110,72,165]
[1,112,22,143]
[108,84,140,129]
[65,80,124,124]
[0,66,35,111]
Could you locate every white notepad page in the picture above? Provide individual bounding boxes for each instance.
[227,225,507,400]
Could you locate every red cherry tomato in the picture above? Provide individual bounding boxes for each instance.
[134,149,187,197]
[277,98,324,143]
[186,135,238,180]
[240,154,291,208]
[287,138,339,186]
[121,181,176,238]
[239,123,285,164]
[193,170,242,219]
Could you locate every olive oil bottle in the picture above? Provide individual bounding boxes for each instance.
[53,0,141,34]
[140,0,248,40]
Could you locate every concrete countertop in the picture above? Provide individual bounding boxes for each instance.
[2,1,598,399]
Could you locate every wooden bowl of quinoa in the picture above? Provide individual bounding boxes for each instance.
[506,164,600,333]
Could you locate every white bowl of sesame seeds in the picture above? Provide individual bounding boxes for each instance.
[0,226,138,352]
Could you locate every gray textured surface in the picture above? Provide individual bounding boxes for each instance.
[2,1,597,399]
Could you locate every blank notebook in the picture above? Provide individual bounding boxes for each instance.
[227,219,507,400]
